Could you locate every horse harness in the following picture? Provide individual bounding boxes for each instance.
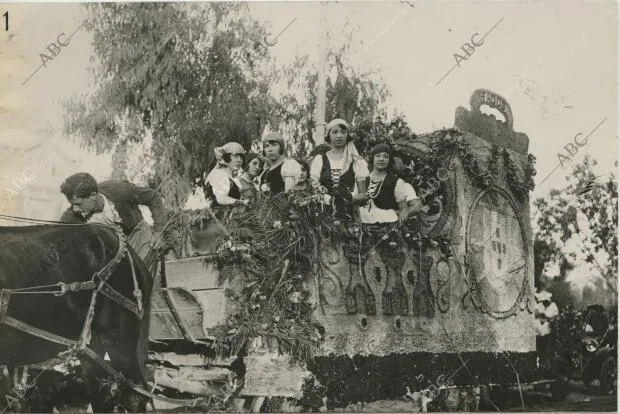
[0,226,145,391]
[0,222,229,409]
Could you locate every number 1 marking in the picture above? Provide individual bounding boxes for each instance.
[3,11,7,31]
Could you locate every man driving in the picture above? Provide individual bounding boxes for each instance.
[59,172,166,261]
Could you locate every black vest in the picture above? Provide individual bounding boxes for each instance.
[206,178,241,206]
[260,164,285,195]
[366,174,399,210]
[319,154,356,194]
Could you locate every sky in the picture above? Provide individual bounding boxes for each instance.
[248,0,618,198]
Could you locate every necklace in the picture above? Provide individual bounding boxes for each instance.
[366,174,386,200]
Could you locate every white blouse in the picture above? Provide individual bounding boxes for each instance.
[354,177,409,224]
[260,158,303,192]
[207,168,241,205]
[280,158,303,179]
[184,168,241,208]
[403,182,419,203]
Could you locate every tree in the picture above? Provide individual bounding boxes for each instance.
[64,3,404,206]
[272,36,393,159]
[533,156,618,299]
[63,2,280,207]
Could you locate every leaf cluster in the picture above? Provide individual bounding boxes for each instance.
[206,191,349,363]
[533,156,617,294]
[64,3,278,206]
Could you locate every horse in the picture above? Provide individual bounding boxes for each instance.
[0,223,153,412]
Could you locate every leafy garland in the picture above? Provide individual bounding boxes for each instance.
[156,130,538,365]
[460,141,501,189]
[395,128,535,203]
[205,190,348,363]
[503,150,537,202]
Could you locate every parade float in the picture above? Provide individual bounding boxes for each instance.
[146,89,560,411]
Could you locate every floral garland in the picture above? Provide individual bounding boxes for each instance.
[205,190,345,363]
[460,142,501,189]
[503,149,537,202]
[395,128,535,204]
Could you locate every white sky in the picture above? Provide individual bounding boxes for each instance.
[0,0,617,200]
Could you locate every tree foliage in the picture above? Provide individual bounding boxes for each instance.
[273,39,393,159]
[63,3,402,206]
[533,156,618,297]
[64,2,279,206]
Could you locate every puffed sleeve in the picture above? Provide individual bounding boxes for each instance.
[309,155,323,183]
[544,302,559,319]
[352,156,369,180]
[281,159,302,178]
[403,182,418,202]
[394,178,409,204]
[209,169,238,205]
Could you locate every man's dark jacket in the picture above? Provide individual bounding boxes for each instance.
[60,180,166,235]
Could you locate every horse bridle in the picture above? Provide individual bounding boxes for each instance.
[0,215,235,409]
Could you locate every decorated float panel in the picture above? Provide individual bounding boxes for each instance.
[314,116,537,356]
[149,89,539,407]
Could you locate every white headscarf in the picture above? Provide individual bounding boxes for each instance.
[207,141,245,187]
[213,142,245,166]
[325,119,366,175]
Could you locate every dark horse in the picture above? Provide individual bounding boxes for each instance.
[0,223,153,412]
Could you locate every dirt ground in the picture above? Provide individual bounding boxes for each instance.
[148,381,617,412]
[500,382,617,412]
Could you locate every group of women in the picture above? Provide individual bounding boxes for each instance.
[187,118,425,316]
[186,118,422,226]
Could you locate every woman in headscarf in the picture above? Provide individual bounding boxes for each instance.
[238,152,265,200]
[309,118,369,220]
[180,142,248,257]
[204,142,249,207]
